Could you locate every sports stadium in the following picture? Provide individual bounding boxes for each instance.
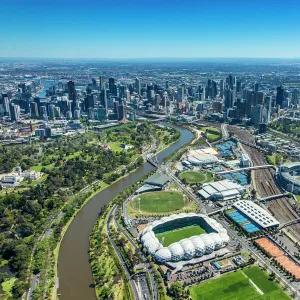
[139,213,229,263]
[279,162,300,195]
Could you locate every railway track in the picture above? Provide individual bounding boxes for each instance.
[228,125,300,241]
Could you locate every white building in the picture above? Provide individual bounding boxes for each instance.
[241,153,250,167]
[198,180,245,201]
[234,200,279,229]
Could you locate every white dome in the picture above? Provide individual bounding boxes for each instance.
[168,243,184,261]
[141,231,155,244]
[201,234,215,254]
[209,233,223,250]
[179,239,195,259]
[144,237,161,254]
[220,232,230,245]
[155,248,172,262]
[190,236,206,257]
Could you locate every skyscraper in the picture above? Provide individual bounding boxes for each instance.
[99,76,105,91]
[9,103,20,121]
[135,77,141,95]
[276,85,285,107]
[109,77,117,96]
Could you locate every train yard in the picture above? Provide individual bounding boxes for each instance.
[229,125,300,243]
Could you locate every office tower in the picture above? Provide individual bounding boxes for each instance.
[251,105,263,125]
[109,77,117,96]
[135,77,141,95]
[118,101,126,120]
[245,90,255,117]
[100,89,108,115]
[9,103,20,121]
[177,87,184,102]
[219,80,224,98]
[113,100,119,120]
[147,85,155,102]
[292,89,299,105]
[99,76,105,91]
[224,87,233,109]
[84,94,95,111]
[213,100,223,113]
[261,105,270,124]
[226,74,236,89]
[235,98,246,118]
[48,104,55,120]
[211,80,218,99]
[162,93,167,108]
[119,85,126,99]
[88,107,94,120]
[154,94,162,106]
[236,80,242,93]
[254,82,260,92]
[255,91,264,105]
[67,81,76,101]
[3,95,10,115]
[92,78,97,89]
[276,85,285,107]
[124,89,130,102]
[54,106,60,118]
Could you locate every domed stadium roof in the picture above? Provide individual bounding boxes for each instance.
[179,239,196,259]
[169,243,184,261]
[140,213,229,262]
[155,247,172,262]
[190,236,206,257]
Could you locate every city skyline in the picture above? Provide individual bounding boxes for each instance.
[1,0,299,59]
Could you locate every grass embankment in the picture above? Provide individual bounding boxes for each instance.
[155,225,206,246]
[132,191,186,213]
[180,171,214,183]
[190,266,290,300]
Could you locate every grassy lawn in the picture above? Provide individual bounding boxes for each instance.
[267,155,276,166]
[202,127,220,134]
[243,266,290,299]
[180,171,214,183]
[295,195,300,202]
[207,133,221,142]
[180,171,205,183]
[30,163,55,172]
[190,267,290,300]
[1,277,16,299]
[132,191,186,213]
[108,142,124,152]
[155,225,206,246]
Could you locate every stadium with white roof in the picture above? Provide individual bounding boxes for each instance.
[139,213,230,263]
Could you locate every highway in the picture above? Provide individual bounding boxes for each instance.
[113,207,157,300]
[107,205,140,300]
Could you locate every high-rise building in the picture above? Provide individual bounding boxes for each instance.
[291,89,299,105]
[255,91,264,105]
[219,80,224,98]
[67,81,76,101]
[118,101,126,120]
[276,85,285,107]
[30,102,39,118]
[135,77,141,95]
[9,103,20,121]
[251,105,263,125]
[211,80,218,99]
[99,76,105,91]
[109,77,117,96]
[224,88,233,109]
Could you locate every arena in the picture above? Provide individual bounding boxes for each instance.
[139,213,229,263]
[278,162,300,195]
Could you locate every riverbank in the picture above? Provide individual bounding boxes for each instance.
[57,125,193,300]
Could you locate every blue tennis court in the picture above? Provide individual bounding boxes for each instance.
[227,210,261,233]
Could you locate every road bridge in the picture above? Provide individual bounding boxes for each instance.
[279,218,300,229]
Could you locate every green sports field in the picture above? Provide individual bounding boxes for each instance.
[180,171,214,183]
[155,225,206,246]
[190,267,290,300]
[132,191,186,213]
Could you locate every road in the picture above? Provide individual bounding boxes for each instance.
[107,205,140,300]
[113,207,157,300]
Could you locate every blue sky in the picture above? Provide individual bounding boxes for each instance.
[0,0,299,58]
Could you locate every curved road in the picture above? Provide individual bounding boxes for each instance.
[58,125,193,300]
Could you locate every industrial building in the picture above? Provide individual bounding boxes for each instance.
[278,162,300,195]
[139,213,229,263]
[233,200,279,229]
[198,180,245,201]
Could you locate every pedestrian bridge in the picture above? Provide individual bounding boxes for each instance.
[217,165,274,174]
